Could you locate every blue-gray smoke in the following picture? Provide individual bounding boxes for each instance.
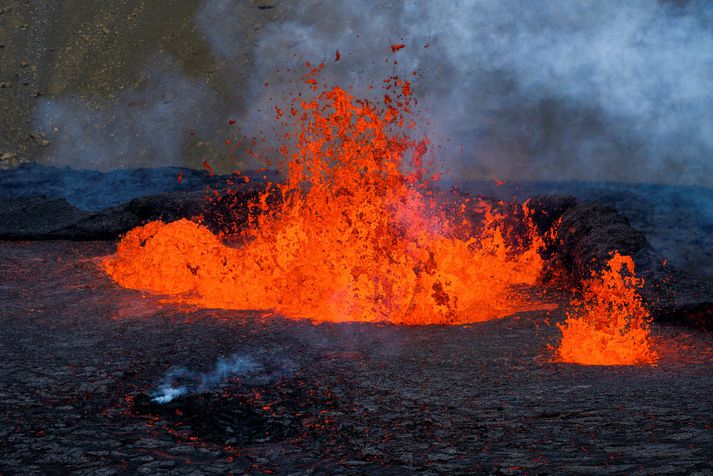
[224,0,713,186]
[33,54,217,171]
[152,354,263,404]
[29,0,713,187]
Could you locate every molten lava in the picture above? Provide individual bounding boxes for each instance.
[556,252,658,365]
[102,65,550,324]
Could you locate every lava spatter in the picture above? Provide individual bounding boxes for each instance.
[556,252,658,365]
[102,65,548,324]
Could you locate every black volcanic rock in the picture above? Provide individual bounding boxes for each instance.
[0,189,263,240]
[526,195,579,236]
[0,194,181,240]
[557,202,653,282]
[529,195,713,329]
[0,162,228,210]
[1,196,89,237]
[0,163,276,239]
[133,392,298,445]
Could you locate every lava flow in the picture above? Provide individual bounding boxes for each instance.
[102,65,549,324]
[556,252,658,365]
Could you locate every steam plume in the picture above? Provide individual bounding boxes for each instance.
[31,1,713,187]
[223,0,713,186]
[33,55,218,171]
[152,354,262,404]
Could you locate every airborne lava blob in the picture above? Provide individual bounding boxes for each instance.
[102,65,548,324]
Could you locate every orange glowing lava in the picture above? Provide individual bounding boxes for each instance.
[102,65,550,324]
[556,252,658,365]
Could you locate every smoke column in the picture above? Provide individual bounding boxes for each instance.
[220,0,713,186]
[29,1,713,187]
[33,54,218,171]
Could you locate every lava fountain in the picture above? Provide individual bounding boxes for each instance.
[102,64,548,324]
[101,61,658,365]
[556,252,658,365]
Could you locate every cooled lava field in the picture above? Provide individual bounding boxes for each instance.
[1,239,713,474]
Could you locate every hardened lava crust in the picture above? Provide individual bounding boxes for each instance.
[1,240,712,474]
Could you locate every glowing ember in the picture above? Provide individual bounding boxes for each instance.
[102,65,550,324]
[556,252,658,365]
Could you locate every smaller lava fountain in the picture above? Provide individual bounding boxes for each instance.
[556,252,658,365]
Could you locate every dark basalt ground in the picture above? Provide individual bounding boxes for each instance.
[132,392,304,447]
[0,163,270,240]
[1,241,713,474]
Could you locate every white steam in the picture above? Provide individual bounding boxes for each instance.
[224,0,713,185]
[152,354,263,404]
[30,1,713,186]
[33,55,218,171]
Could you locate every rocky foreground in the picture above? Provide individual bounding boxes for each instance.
[0,240,712,474]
